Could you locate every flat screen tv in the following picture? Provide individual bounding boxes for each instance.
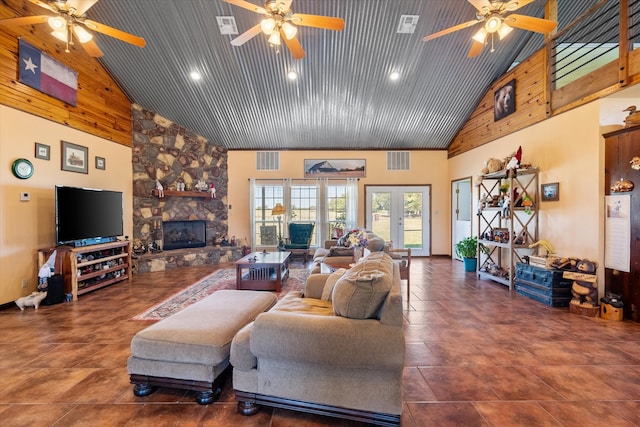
[55,186,124,246]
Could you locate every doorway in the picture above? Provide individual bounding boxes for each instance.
[452,178,472,260]
[365,186,430,256]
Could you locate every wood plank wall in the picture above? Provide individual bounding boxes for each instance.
[448,46,640,158]
[447,50,549,158]
[0,0,131,147]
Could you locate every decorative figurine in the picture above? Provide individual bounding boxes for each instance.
[210,182,216,198]
[156,180,164,197]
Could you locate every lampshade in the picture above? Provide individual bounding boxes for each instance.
[281,22,297,40]
[48,16,65,30]
[271,203,286,216]
[261,17,276,35]
[484,16,502,33]
[73,25,93,43]
[268,31,281,46]
[497,23,513,40]
[51,29,68,42]
[472,27,487,44]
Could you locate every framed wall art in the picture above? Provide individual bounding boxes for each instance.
[494,79,516,121]
[61,141,88,174]
[304,159,366,178]
[95,156,106,170]
[541,182,559,201]
[35,142,50,160]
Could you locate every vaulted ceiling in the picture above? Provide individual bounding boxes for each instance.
[4,0,596,150]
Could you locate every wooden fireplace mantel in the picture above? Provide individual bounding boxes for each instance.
[152,189,214,199]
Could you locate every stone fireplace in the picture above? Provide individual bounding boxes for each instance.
[131,105,242,272]
[163,220,206,250]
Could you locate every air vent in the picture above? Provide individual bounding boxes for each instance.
[397,15,419,34]
[256,151,280,171]
[216,16,238,35]
[387,151,410,171]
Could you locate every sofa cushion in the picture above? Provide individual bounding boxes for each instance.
[331,252,393,319]
[321,268,346,301]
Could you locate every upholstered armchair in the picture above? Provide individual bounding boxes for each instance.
[278,223,315,262]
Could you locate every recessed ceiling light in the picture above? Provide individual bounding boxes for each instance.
[389,72,400,81]
[287,71,298,80]
[190,71,202,81]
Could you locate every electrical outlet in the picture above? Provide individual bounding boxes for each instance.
[21,279,28,288]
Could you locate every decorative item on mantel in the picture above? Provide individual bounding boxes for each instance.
[623,105,640,127]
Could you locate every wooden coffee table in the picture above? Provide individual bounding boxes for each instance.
[236,251,290,291]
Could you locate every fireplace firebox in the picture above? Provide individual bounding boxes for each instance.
[163,220,206,250]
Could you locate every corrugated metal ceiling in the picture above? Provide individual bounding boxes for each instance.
[54,1,601,150]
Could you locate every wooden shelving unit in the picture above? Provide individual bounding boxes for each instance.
[477,168,538,289]
[39,240,132,301]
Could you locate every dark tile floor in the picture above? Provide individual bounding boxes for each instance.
[0,257,639,426]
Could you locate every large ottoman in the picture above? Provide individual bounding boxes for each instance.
[128,289,277,404]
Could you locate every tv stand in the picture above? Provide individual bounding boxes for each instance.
[39,240,132,301]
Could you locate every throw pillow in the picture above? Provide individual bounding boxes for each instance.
[331,252,393,319]
[321,268,346,301]
[328,246,354,257]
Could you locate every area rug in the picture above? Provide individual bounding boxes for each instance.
[132,268,310,321]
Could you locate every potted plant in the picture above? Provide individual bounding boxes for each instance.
[455,236,485,272]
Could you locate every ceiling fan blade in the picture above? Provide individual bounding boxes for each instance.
[291,14,344,31]
[67,0,100,16]
[467,0,492,13]
[423,19,480,42]
[83,19,146,47]
[467,40,485,57]
[230,23,262,46]
[280,0,293,11]
[281,29,304,59]
[27,0,58,13]
[0,15,50,27]
[77,37,104,57]
[223,0,267,15]
[502,0,534,13]
[506,14,557,34]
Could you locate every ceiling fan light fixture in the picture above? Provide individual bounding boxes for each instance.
[282,22,297,40]
[73,25,93,43]
[48,16,65,31]
[472,27,487,43]
[268,31,281,46]
[261,17,276,35]
[51,29,68,42]
[484,16,502,33]
[497,23,513,40]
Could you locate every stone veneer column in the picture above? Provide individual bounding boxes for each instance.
[130,104,237,270]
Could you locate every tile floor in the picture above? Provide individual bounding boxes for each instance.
[0,257,639,426]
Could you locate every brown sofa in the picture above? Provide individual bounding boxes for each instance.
[230,251,405,426]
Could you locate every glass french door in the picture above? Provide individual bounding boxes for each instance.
[365,186,430,256]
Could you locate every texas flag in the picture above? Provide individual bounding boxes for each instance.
[19,39,78,106]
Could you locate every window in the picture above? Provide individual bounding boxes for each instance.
[253,184,284,245]
[250,179,357,249]
[327,184,347,238]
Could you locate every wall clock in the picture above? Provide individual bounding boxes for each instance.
[12,158,34,179]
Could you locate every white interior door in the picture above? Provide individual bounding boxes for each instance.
[452,178,472,260]
[365,186,430,256]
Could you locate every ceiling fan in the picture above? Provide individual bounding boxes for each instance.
[423,0,557,58]
[0,0,146,57]
[224,0,344,59]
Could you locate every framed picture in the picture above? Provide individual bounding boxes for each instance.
[35,142,50,160]
[95,156,106,170]
[61,141,88,174]
[541,182,559,201]
[494,79,516,121]
[304,159,366,178]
